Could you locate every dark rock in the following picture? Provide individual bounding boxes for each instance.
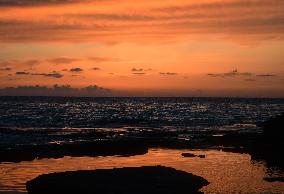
[264,177,284,182]
[261,113,284,141]
[250,113,284,169]
[26,166,209,194]
[182,153,205,158]
[0,139,149,163]
[182,153,196,157]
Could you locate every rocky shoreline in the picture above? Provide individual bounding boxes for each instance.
[0,113,283,193]
[1,114,283,170]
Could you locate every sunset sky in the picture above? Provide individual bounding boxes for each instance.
[0,0,283,97]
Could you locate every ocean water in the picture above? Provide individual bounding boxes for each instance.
[0,97,283,147]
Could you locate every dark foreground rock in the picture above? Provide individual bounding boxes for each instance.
[261,113,284,139]
[26,166,209,194]
[250,113,284,169]
[264,177,284,182]
[182,153,205,158]
[221,113,284,170]
[0,139,149,163]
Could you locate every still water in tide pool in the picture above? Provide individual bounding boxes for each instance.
[0,149,283,194]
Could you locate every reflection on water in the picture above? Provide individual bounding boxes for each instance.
[1,97,284,149]
[0,149,283,194]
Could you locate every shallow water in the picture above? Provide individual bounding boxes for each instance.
[0,149,283,194]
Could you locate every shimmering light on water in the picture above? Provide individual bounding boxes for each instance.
[0,149,283,194]
[1,97,284,147]
[1,97,283,129]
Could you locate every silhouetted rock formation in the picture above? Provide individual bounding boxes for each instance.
[0,139,148,162]
[182,153,196,157]
[251,113,284,169]
[26,166,209,194]
[263,177,284,182]
[261,113,284,141]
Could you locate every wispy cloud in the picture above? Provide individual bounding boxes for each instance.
[0,59,41,71]
[70,67,83,72]
[88,57,121,62]
[131,68,144,72]
[256,74,276,77]
[159,72,177,76]
[15,71,30,75]
[15,71,63,78]
[1,0,283,43]
[46,57,81,65]
[208,69,253,77]
[92,67,101,71]
[0,67,11,71]
[208,69,278,81]
[0,84,111,96]
[0,0,88,7]
[131,67,152,75]
[132,72,145,75]
[23,59,40,67]
[31,72,64,78]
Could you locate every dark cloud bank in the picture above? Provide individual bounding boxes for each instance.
[159,72,177,76]
[15,72,30,75]
[207,69,277,79]
[0,67,12,71]
[70,68,83,72]
[15,71,64,78]
[131,68,144,72]
[32,73,64,78]
[132,72,145,75]
[131,68,152,75]
[92,67,101,71]
[0,0,86,7]
[0,85,111,96]
[46,57,80,65]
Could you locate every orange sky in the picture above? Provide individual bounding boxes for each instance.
[0,0,283,97]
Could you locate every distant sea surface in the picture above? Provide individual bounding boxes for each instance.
[0,97,283,147]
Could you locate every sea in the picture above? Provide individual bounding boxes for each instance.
[0,97,283,148]
[1,96,284,194]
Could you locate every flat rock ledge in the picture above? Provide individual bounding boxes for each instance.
[26,165,209,194]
